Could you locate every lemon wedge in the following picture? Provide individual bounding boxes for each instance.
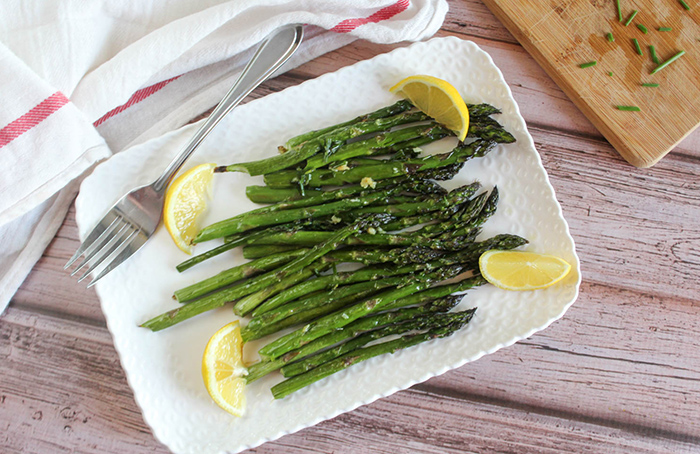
[479,250,572,291]
[163,163,215,254]
[390,75,470,141]
[202,320,247,416]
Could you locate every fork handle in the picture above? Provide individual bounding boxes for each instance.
[153,24,304,193]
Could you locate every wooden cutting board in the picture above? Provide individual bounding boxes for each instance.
[482,0,700,167]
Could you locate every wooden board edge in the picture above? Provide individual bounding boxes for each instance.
[479,0,689,168]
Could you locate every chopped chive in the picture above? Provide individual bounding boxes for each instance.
[579,61,597,68]
[616,0,622,21]
[641,83,659,87]
[636,24,648,34]
[616,105,641,111]
[651,50,686,74]
[678,0,690,10]
[608,71,614,77]
[624,10,638,26]
[649,45,660,64]
[658,27,673,31]
[633,38,643,55]
[607,32,615,42]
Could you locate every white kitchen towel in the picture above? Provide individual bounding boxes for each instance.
[0,0,448,314]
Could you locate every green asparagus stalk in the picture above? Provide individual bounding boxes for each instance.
[233,261,333,316]
[467,103,502,118]
[263,139,495,188]
[242,244,302,260]
[417,191,489,237]
[281,308,476,377]
[339,182,480,222]
[141,220,370,331]
[173,249,308,302]
[303,124,449,172]
[247,229,472,250]
[245,186,310,204]
[257,265,465,360]
[379,199,468,232]
[250,233,524,321]
[381,275,487,312]
[242,284,386,342]
[270,310,476,399]
[240,179,404,219]
[468,118,516,143]
[284,100,414,149]
[283,100,499,150]
[243,273,417,340]
[194,186,414,243]
[245,296,461,383]
[175,228,275,272]
[218,111,428,176]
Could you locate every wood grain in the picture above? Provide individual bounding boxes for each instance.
[3,1,700,453]
[482,0,700,167]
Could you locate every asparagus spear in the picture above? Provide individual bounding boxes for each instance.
[467,103,502,118]
[218,111,428,176]
[281,308,476,377]
[257,265,466,360]
[141,220,371,331]
[250,233,525,321]
[283,100,499,150]
[242,244,302,260]
[242,284,387,342]
[284,100,414,149]
[248,235,524,341]
[270,310,476,399]
[303,116,513,174]
[433,188,498,240]
[263,139,496,188]
[417,190,490,237]
[233,261,334,316]
[245,296,462,383]
[175,228,277,272]
[379,200,468,232]
[194,186,417,243]
[239,179,408,219]
[243,273,418,340]
[468,117,516,143]
[173,249,308,302]
[335,182,480,223]
[303,124,449,172]
[251,275,484,345]
[249,262,417,318]
[245,186,311,204]
[247,229,472,250]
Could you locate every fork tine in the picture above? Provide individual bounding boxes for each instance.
[76,224,135,282]
[70,220,130,276]
[87,230,146,288]
[64,214,122,269]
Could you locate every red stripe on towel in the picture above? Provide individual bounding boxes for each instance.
[0,92,70,149]
[93,75,182,127]
[331,0,410,33]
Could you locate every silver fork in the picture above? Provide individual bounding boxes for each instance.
[65,24,304,287]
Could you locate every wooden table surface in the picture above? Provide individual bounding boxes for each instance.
[3,2,700,453]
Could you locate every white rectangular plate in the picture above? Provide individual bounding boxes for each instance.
[76,37,581,454]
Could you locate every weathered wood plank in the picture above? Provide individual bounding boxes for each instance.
[530,124,700,298]
[421,281,700,439]
[254,387,698,454]
[0,307,168,454]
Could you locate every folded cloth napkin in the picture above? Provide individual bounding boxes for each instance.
[0,0,448,313]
